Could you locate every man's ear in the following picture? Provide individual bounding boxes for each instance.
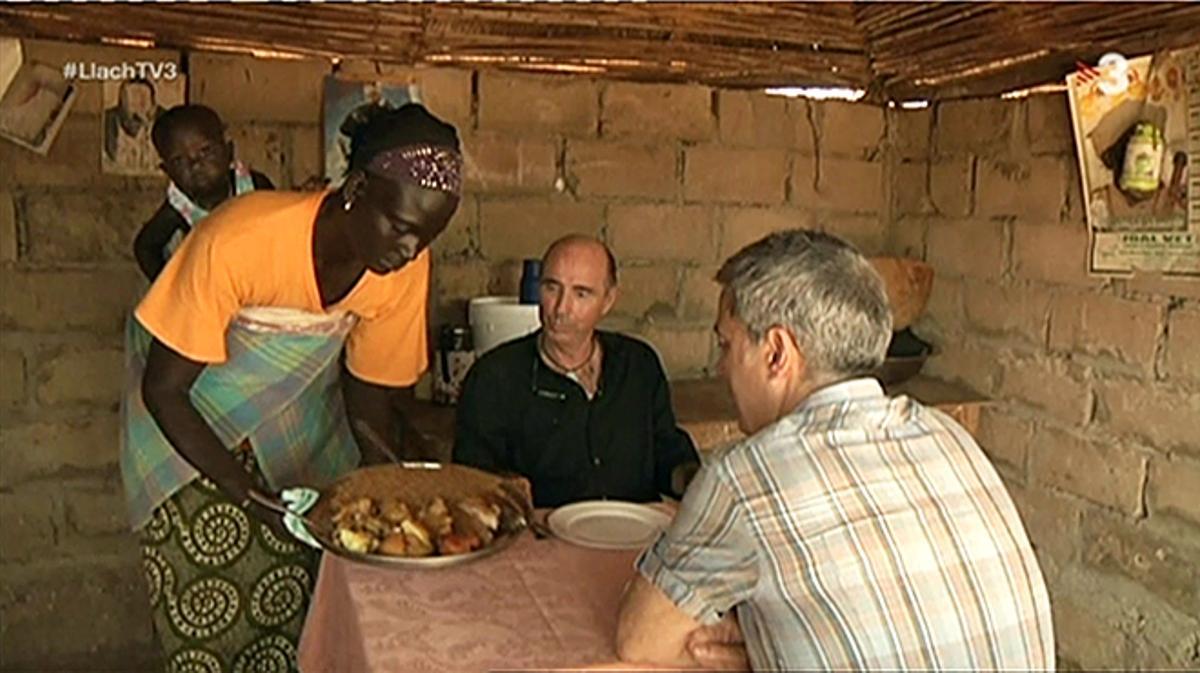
[764,325,802,378]
[600,284,619,316]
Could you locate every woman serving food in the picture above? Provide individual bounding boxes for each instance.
[120,103,462,672]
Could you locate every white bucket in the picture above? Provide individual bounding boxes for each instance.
[468,296,541,356]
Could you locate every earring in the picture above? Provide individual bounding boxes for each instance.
[343,197,353,212]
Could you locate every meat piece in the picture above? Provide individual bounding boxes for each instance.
[419,496,453,537]
[400,519,434,557]
[360,514,391,538]
[457,497,501,531]
[333,497,376,526]
[437,532,482,556]
[450,505,492,546]
[380,499,413,525]
[377,533,408,556]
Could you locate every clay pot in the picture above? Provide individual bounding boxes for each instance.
[867,257,934,330]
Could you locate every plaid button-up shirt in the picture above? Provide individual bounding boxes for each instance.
[638,378,1053,670]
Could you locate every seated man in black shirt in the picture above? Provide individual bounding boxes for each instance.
[132,104,274,281]
[453,235,700,507]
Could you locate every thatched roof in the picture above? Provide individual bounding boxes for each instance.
[1,2,1196,99]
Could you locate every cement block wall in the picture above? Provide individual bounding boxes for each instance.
[0,39,887,670]
[1,37,1197,670]
[427,75,888,378]
[889,95,1200,670]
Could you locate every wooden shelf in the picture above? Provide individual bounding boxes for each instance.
[668,376,990,450]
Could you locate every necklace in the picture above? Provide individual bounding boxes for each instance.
[540,335,597,374]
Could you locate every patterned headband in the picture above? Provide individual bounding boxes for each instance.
[366,144,463,196]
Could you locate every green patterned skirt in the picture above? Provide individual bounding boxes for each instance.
[139,444,318,673]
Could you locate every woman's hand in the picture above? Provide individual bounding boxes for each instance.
[687,612,750,671]
[143,340,270,518]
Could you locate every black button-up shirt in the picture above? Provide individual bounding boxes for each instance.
[452,331,699,507]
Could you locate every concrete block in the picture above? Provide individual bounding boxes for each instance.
[962,279,1051,346]
[717,90,793,147]
[608,205,717,263]
[567,140,676,199]
[614,266,680,319]
[0,416,121,488]
[1148,457,1200,527]
[929,156,973,217]
[926,220,1007,279]
[818,214,887,255]
[1031,426,1145,515]
[602,82,714,141]
[0,190,17,262]
[479,71,598,136]
[1164,307,1200,382]
[889,106,931,159]
[640,324,714,379]
[34,346,123,407]
[477,198,603,261]
[686,146,788,205]
[997,353,1093,425]
[935,98,1018,155]
[818,100,884,157]
[0,267,143,334]
[189,51,327,124]
[720,207,814,258]
[791,155,884,212]
[1096,379,1200,455]
[23,189,159,263]
[1081,508,1200,617]
[464,132,558,194]
[1,348,25,408]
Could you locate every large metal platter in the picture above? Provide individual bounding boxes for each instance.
[304,462,531,570]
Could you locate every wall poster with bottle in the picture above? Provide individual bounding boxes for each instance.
[1067,46,1199,278]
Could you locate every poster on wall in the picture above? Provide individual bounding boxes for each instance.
[323,76,419,184]
[100,75,186,176]
[1067,47,1200,278]
[0,38,77,156]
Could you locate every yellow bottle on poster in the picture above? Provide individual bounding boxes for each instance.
[1118,121,1164,196]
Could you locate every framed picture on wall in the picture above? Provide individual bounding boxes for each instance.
[323,76,419,184]
[100,75,186,176]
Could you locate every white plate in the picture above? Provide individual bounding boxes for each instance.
[546,501,671,550]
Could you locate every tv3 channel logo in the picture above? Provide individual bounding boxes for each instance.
[62,61,179,81]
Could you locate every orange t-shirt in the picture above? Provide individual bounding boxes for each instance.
[135,190,429,387]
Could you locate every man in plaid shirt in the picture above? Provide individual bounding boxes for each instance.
[616,229,1053,671]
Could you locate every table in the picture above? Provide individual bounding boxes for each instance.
[298,530,644,673]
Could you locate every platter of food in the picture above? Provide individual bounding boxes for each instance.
[295,462,533,569]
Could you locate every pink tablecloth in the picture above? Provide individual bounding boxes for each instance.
[298,529,644,673]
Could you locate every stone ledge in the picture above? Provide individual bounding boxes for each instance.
[397,375,990,461]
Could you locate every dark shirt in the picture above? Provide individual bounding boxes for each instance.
[132,170,274,281]
[453,331,699,508]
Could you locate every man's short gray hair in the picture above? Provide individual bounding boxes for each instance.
[715,229,892,379]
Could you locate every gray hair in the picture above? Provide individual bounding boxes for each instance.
[715,229,892,379]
